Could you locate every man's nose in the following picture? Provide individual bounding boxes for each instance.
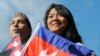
[13,22,18,27]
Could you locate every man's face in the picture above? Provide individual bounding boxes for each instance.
[9,16,30,40]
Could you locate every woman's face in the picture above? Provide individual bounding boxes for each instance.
[9,16,30,40]
[47,8,68,35]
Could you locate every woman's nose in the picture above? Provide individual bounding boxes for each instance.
[53,15,59,20]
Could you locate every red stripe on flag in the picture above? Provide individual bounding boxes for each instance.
[24,35,73,56]
[4,36,22,56]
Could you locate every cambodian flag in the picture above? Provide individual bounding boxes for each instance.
[22,24,93,56]
[3,35,22,56]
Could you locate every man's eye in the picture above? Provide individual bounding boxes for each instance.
[19,21,25,24]
[10,22,14,25]
[9,22,14,26]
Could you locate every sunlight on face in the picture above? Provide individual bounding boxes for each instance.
[47,8,68,35]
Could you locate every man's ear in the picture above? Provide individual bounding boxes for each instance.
[28,29,32,36]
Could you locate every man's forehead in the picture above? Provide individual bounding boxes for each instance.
[12,16,25,21]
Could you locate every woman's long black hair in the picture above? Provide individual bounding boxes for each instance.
[44,3,83,43]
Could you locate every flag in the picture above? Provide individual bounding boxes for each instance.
[0,50,12,56]
[22,24,93,56]
[3,35,22,56]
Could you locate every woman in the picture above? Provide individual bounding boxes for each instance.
[9,12,32,44]
[44,3,82,44]
[44,3,96,56]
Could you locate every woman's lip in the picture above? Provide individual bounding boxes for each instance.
[51,21,61,26]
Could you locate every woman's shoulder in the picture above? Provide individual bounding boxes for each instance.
[76,42,96,56]
[76,42,84,46]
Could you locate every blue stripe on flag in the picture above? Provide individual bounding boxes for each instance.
[36,24,93,56]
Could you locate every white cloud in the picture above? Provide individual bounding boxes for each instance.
[85,0,93,8]
[9,0,57,27]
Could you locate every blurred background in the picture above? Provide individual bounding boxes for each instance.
[0,0,99,55]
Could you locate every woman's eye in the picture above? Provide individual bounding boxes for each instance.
[48,15,53,18]
[58,14,64,17]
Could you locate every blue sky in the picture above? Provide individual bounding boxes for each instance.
[0,0,99,55]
